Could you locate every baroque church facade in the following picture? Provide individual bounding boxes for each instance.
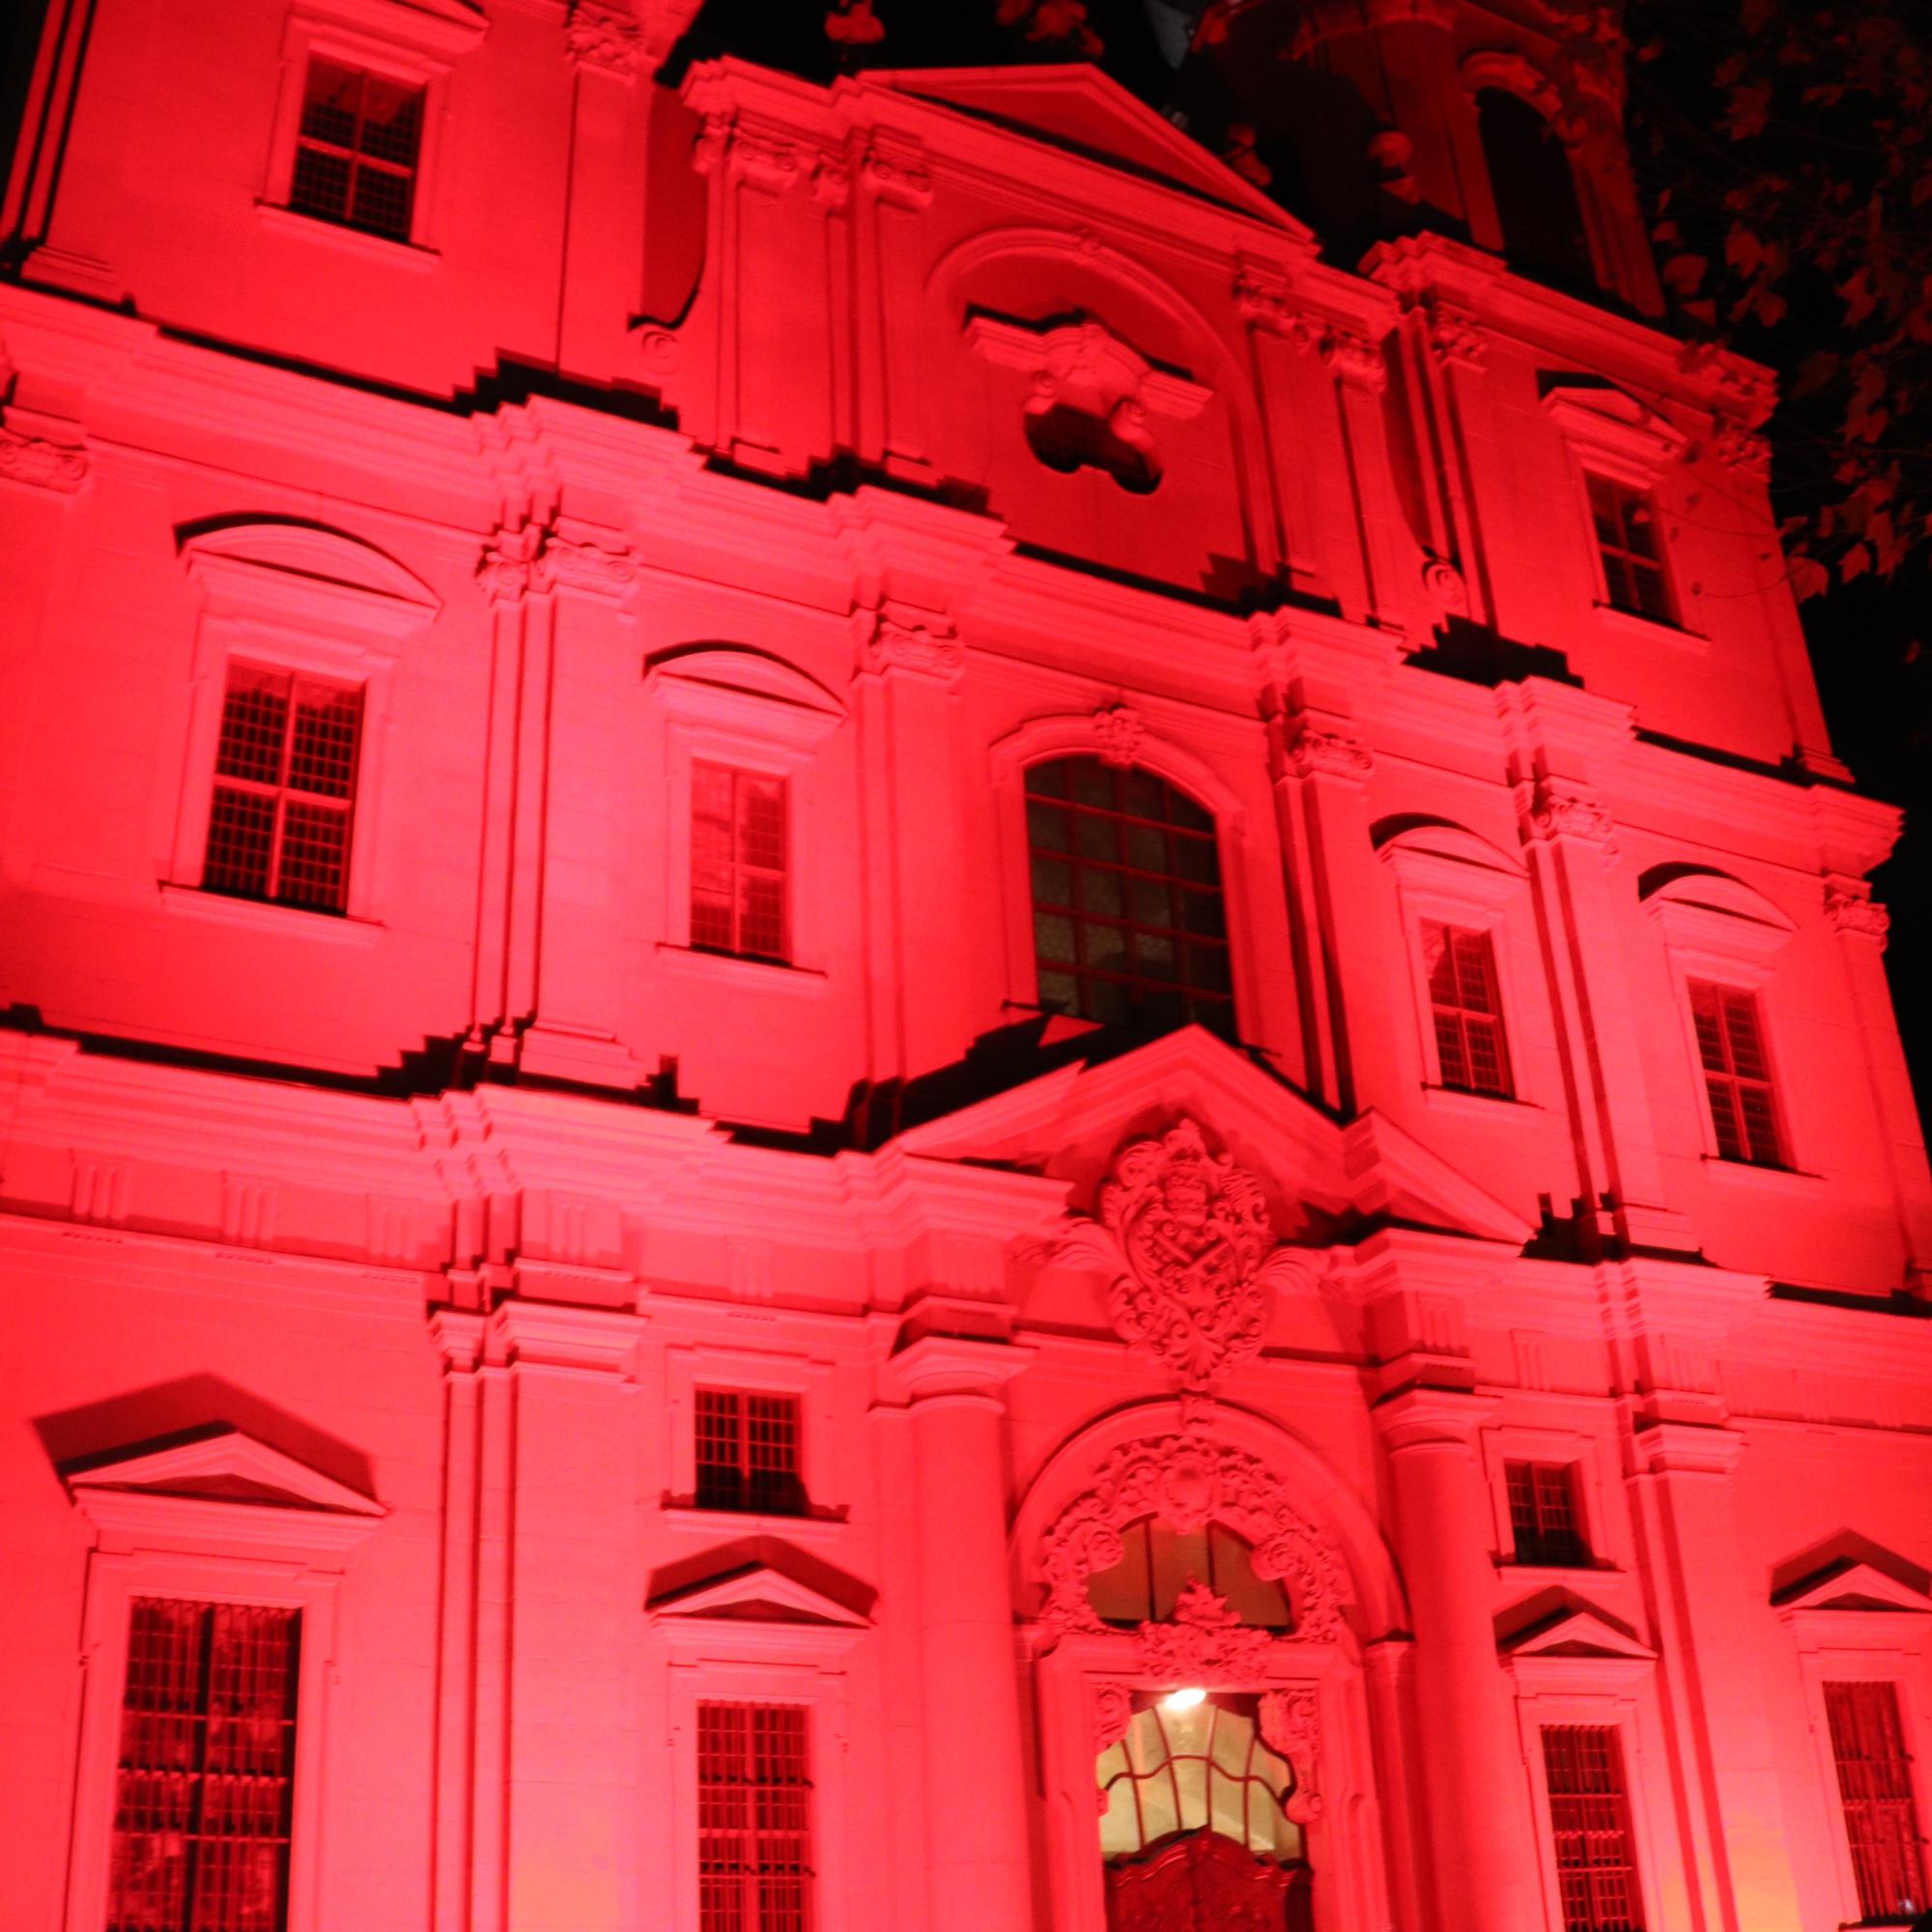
[2,2,1931,1930]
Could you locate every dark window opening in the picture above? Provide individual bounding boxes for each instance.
[1424,922,1513,1096]
[1025,758,1235,1041]
[1087,1519,1293,1631]
[1587,474,1674,625]
[1476,88,1593,287]
[695,1389,806,1517]
[692,762,789,963]
[1542,1724,1644,1932]
[1025,402,1159,494]
[1824,1681,1928,1924]
[1689,980,1784,1167]
[289,59,423,243]
[1506,1462,1590,1567]
[698,1702,812,1932]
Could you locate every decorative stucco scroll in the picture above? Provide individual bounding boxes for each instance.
[1053,1118,1314,1389]
[1259,1688,1324,1823]
[0,425,88,493]
[1037,1429,1348,1651]
[1137,1581,1281,1680]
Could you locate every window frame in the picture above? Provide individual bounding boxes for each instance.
[1377,823,1535,1110]
[1685,978,1787,1170]
[1421,918,1515,1099]
[1822,1679,1931,1924]
[168,528,430,931]
[60,1448,381,1932]
[1777,1571,1932,1930]
[643,651,842,993]
[660,1344,843,1529]
[988,713,1262,1050]
[258,7,474,261]
[689,760,792,966]
[1505,1460,1592,1570]
[1480,1423,1620,1575]
[695,1699,815,1932]
[1583,471,1677,629]
[693,1386,808,1518]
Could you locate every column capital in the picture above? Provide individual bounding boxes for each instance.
[487,1300,640,1378]
[880,1332,1032,1407]
[1372,1384,1497,1453]
[1628,1415,1744,1478]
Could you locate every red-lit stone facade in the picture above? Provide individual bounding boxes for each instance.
[3,4,1931,1931]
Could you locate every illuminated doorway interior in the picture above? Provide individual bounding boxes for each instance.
[1096,1693,1313,1931]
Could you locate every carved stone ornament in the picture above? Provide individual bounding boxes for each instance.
[1425,302,1488,371]
[477,524,544,604]
[1037,1430,1349,1651]
[1053,1118,1315,1389]
[1516,777,1616,855]
[1093,1683,1134,1756]
[1420,554,1470,619]
[564,1,641,77]
[0,424,88,492]
[1137,1580,1282,1681]
[1259,1688,1323,1823]
[1284,722,1373,784]
[859,603,963,682]
[478,523,637,602]
[1321,327,1388,393]
[1094,704,1146,769]
[1825,879,1890,941]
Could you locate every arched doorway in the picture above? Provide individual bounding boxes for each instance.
[1098,1692,1314,1931]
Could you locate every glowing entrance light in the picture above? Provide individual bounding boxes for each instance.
[1162,1686,1208,1713]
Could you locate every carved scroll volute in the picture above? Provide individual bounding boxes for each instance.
[1051,1117,1316,1390]
[1260,1688,1323,1825]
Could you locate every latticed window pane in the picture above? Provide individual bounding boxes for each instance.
[1423,921,1513,1097]
[110,1599,299,1932]
[690,763,789,962]
[695,1390,804,1516]
[204,666,362,914]
[1506,1462,1589,1566]
[1096,1700,1303,1863]
[1542,1725,1643,1932]
[1687,981,1784,1166]
[1024,758,1233,1041]
[288,58,422,242]
[698,1703,812,1932]
[1824,1681,1929,1922]
[1586,474,1673,624]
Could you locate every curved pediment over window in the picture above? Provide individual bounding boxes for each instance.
[643,642,845,723]
[178,517,440,622]
[1639,864,1796,970]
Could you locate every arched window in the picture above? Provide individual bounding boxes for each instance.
[1024,758,1234,1039]
[1098,1697,1304,1863]
[1087,1520,1293,1631]
[1475,89,1592,285]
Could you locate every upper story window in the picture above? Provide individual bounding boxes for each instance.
[691,762,789,963]
[113,1597,301,1932]
[1587,474,1673,625]
[1506,1462,1589,1567]
[1823,1681,1928,1923]
[1688,980,1784,1167]
[204,665,362,914]
[289,59,424,243]
[1424,921,1512,1097]
[1475,88,1593,287]
[697,1703,812,1932]
[1087,1520,1293,1631]
[1025,758,1233,1039]
[1541,1724,1642,1932]
[695,1389,804,1517]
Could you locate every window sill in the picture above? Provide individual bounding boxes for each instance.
[254,201,440,271]
[1422,1083,1541,1120]
[1498,1557,1610,1578]
[159,882,382,945]
[1700,1154,1830,1192]
[655,943,827,997]
[1592,601,1707,653]
[658,1502,851,1543]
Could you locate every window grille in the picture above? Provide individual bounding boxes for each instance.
[1506,1462,1589,1567]
[1824,1681,1928,1923]
[697,1703,812,1932]
[1024,757,1233,1040]
[695,1390,805,1517]
[1542,1725,1643,1932]
[691,763,789,963]
[288,59,423,243]
[1587,475,1672,624]
[203,665,362,913]
[1423,922,1512,1096]
[1687,980,1783,1167]
[109,1598,300,1932]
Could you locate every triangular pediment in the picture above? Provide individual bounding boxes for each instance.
[1501,1605,1655,1662]
[65,1426,384,1517]
[870,65,1308,235]
[648,1563,871,1629]
[895,1026,1533,1247]
[1775,1559,1932,1618]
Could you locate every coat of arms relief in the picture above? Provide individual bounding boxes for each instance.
[1052,1117,1316,1389]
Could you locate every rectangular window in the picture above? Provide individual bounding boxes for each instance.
[1824,1681,1929,1923]
[1542,1724,1643,1932]
[695,1390,805,1517]
[1507,1462,1589,1567]
[697,1702,812,1932]
[204,665,362,913]
[691,762,789,962]
[1688,980,1783,1167]
[1587,474,1672,624]
[1424,921,1512,1096]
[110,1598,300,1932]
[288,58,423,243]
